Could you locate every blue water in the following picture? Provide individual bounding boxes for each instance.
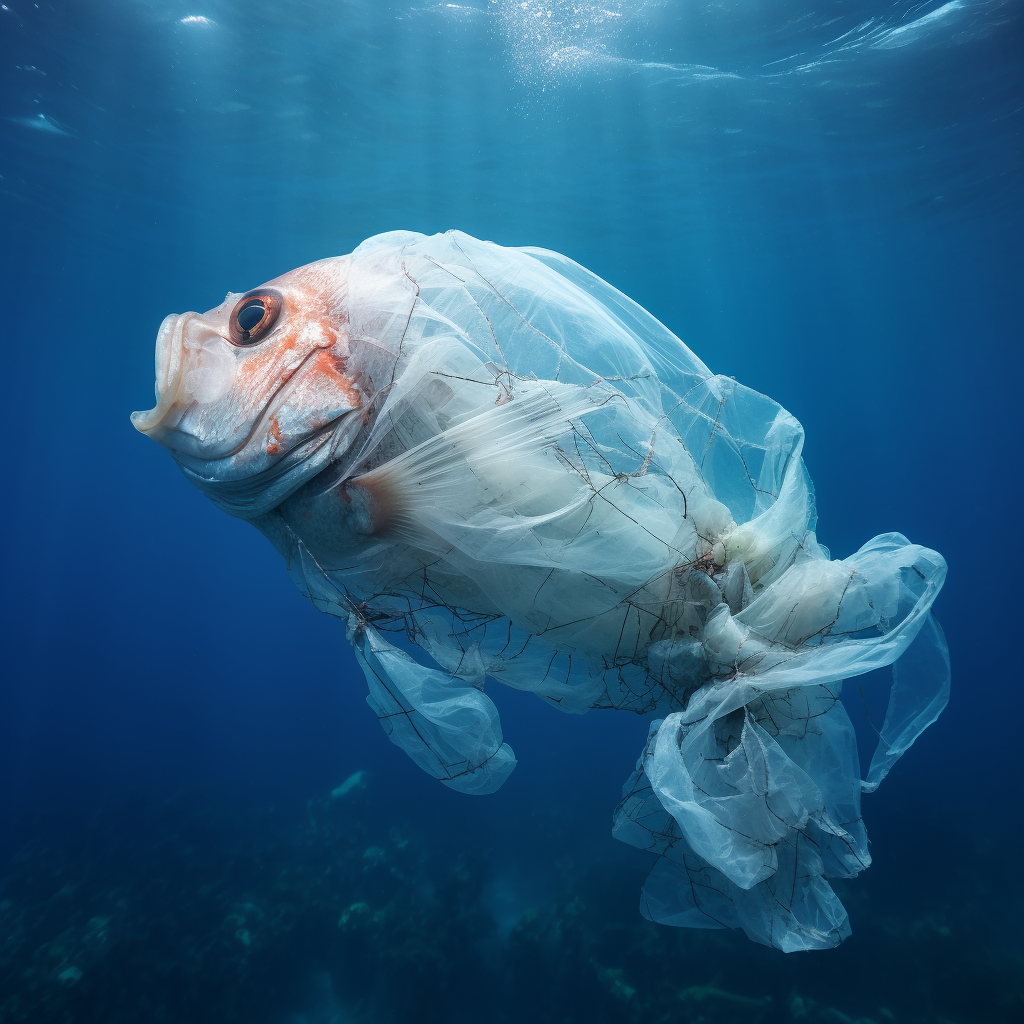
[1,1,1022,1021]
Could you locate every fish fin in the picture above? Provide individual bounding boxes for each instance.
[353,381,603,539]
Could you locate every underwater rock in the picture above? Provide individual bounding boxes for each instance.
[54,965,82,986]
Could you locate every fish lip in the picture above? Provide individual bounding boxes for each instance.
[131,313,190,435]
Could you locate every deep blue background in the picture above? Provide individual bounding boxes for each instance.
[1,1,1022,1020]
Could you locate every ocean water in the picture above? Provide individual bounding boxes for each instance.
[1,1,1022,1022]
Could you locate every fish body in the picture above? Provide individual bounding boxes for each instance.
[135,230,948,951]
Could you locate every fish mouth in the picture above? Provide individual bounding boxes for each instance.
[131,312,189,436]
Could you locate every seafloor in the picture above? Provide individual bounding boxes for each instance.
[2,787,1020,1024]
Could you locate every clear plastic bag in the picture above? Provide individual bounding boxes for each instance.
[184,230,951,951]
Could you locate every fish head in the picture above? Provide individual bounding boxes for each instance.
[132,256,368,517]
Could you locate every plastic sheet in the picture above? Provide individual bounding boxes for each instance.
[137,230,949,951]
[283,232,948,950]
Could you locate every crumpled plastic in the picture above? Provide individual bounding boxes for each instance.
[264,230,948,951]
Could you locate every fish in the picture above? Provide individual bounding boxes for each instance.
[134,229,948,951]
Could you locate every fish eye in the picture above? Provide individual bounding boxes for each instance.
[229,289,282,346]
